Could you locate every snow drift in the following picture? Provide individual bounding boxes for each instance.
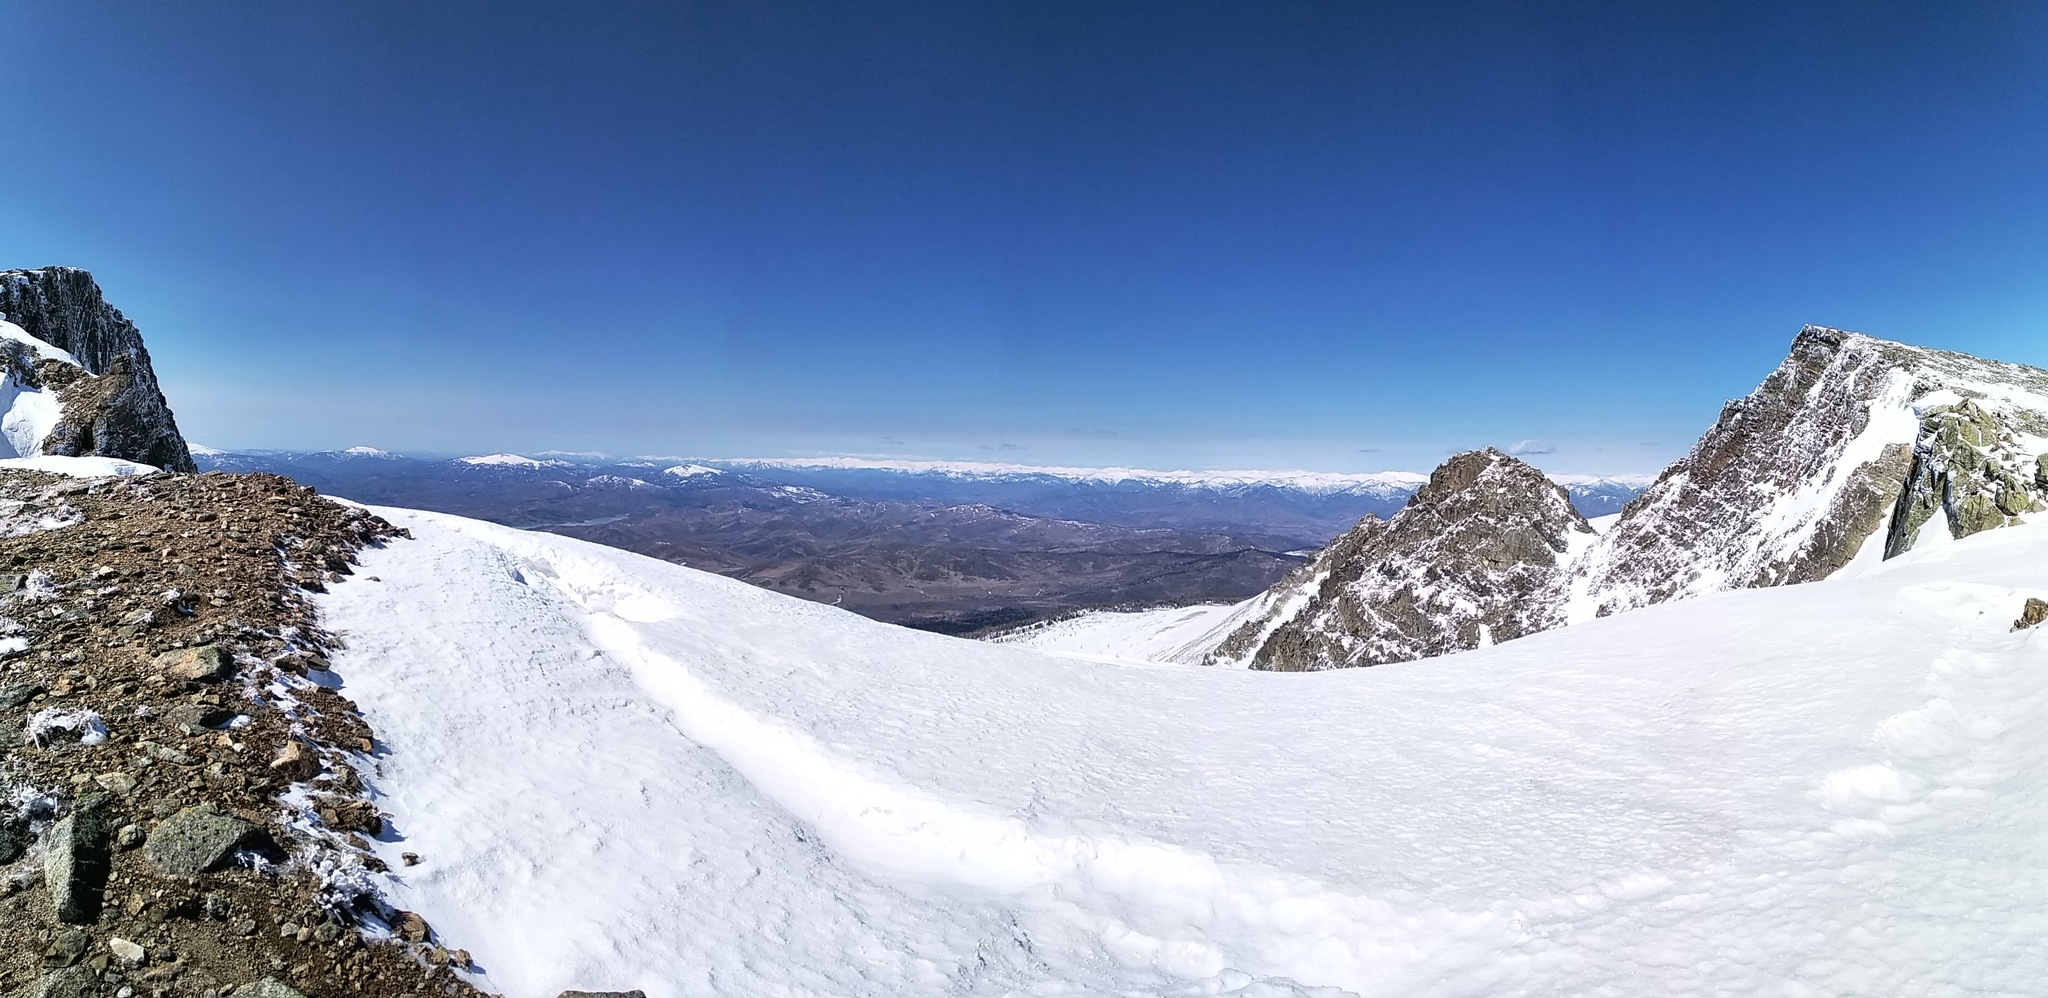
[321,504,2048,997]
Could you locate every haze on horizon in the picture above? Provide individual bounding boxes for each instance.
[3,1,2046,477]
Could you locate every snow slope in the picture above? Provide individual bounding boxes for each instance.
[323,505,2048,997]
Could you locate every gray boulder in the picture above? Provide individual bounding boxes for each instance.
[36,968,95,998]
[45,795,111,923]
[153,645,234,683]
[232,980,310,998]
[145,804,263,876]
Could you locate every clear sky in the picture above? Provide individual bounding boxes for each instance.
[3,2,2045,475]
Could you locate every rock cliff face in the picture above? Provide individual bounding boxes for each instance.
[1571,327,2048,619]
[1184,326,2048,671]
[0,267,196,472]
[1204,449,1594,670]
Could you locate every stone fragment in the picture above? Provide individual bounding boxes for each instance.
[116,822,146,849]
[0,681,43,708]
[42,928,90,967]
[92,771,137,794]
[36,968,94,998]
[0,819,28,864]
[107,937,146,968]
[45,795,111,923]
[268,739,322,782]
[153,644,233,682]
[393,909,430,942]
[2016,597,2048,632]
[166,702,235,730]
[144,804,262,876]
[233,979,311,998]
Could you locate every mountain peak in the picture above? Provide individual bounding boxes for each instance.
[1204,447,1594,670]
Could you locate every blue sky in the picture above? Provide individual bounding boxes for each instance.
[2,1,2045,475]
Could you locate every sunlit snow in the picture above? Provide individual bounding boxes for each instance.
[319,505,2048,997]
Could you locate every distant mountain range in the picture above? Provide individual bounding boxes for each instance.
[188,448,1650,632]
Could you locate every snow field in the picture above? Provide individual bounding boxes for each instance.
[322,506,2048,997]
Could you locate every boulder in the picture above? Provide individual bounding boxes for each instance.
[35,968,94,998]
[393,909,431,943]
[41,928,89,968]
[2016,598,2048,632]
[0,818,28,864]
[269,739,322,782]
[107,937,146,968]
[154,644,233,682]
[0,682,42,708]
[144,804,263,876]
[233,980,311,998]
[44,796,110,923]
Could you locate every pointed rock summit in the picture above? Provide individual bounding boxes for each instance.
[1206,448,1594,670]
[0,266,196,471]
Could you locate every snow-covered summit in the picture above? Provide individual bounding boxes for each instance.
[340,445,394,458]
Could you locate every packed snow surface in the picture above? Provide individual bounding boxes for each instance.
[323,506,2048,997]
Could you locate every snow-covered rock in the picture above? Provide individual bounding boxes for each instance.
[0,267,196,472]
[1573,325,2048,619]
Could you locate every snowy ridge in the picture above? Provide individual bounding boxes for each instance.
[325,504,2048,996]
[456,453,575,469]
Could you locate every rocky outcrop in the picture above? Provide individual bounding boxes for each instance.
[1883,399,2045,557]
[1571,326,2048,620]
[0,267,196,471]
[1205,449,1594,670]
